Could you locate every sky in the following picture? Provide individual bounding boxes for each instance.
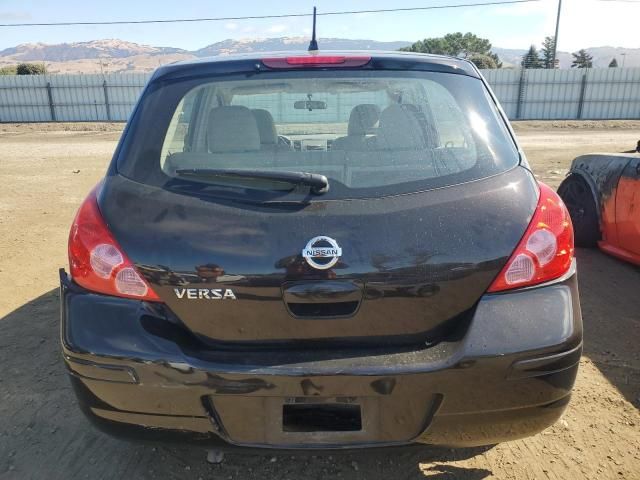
[0,0,639,52]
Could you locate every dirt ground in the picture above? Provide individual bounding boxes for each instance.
[0,122,638,480]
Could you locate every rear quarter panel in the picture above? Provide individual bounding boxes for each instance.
[613,158,640,261]
[567,154,634,246]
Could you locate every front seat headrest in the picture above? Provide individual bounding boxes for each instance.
[207,106,261,153]
[377,104,426,150]
[347,104,381,136]
[251,109,279,145]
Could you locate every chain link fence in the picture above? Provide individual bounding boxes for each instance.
[0,68,639,123]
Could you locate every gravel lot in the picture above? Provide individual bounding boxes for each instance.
[0,122,638,479]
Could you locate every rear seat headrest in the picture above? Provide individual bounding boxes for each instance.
[377,104,426,150]
[347,104,381,136]
[207,106,261,153]
[251,109,278,145]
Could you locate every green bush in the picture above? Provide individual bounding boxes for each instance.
[468,54,498,70]
[16,63,47,75]
[0,65,18,75]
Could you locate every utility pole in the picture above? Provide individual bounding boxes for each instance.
[552,0,562,67]
[621,53,627,68]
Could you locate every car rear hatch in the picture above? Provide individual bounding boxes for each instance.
[101,55,537,346]
[101,169,536,346]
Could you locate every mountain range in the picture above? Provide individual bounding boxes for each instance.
[1,38,638,73]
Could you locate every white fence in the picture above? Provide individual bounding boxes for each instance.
[0,73,148,122]
[0,68,639,122]
[483,68,640,120]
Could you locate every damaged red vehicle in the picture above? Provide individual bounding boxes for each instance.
[558,153,640,266]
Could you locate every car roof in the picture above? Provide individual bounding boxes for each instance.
[150,50,479,82]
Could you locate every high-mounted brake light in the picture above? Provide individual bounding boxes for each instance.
[488,182,574,293]
[68,185,160,301]
[287,56,346,64]
[261,56,371,69]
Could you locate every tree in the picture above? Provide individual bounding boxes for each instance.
[400,32,502,68]
[571,49,593,69]
[609,58,618,68]
[540,36,556,69]
[521,45,543,69]
[16,63,46,75]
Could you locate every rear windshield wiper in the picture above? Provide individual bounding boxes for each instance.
[175,168,329,195]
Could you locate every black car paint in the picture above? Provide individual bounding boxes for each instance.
[61,265,581,448]
[98,166,538,345]
[61,52,581,449]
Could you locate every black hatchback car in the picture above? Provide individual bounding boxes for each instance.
[61,51,582,450]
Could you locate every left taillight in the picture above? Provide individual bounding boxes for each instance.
[68,186,160,301]
[488,182,574,293]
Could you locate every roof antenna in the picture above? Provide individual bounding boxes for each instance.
[308,7,319,51]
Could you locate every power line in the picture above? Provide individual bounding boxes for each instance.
[0,0,542,28]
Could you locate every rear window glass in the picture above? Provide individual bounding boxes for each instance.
[121,70,518,200]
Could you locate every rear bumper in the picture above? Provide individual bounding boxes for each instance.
[60,265,582,450]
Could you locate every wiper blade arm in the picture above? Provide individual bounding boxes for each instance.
[175,168,329,194]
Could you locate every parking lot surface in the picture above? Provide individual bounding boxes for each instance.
[0,122,638,479]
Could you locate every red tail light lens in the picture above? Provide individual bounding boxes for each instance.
[68,186,160,301]
[262,56,371,68]
[488,182,574,293]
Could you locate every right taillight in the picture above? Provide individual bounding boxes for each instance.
[488,182,574,293]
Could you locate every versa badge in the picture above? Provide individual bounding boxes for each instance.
[174,288,237,300]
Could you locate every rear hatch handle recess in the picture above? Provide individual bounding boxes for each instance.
[175,169,330,195]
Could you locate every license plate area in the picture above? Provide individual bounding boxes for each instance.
[283,402,362,432]
[206,376,438,447]
[270,396,376,445]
